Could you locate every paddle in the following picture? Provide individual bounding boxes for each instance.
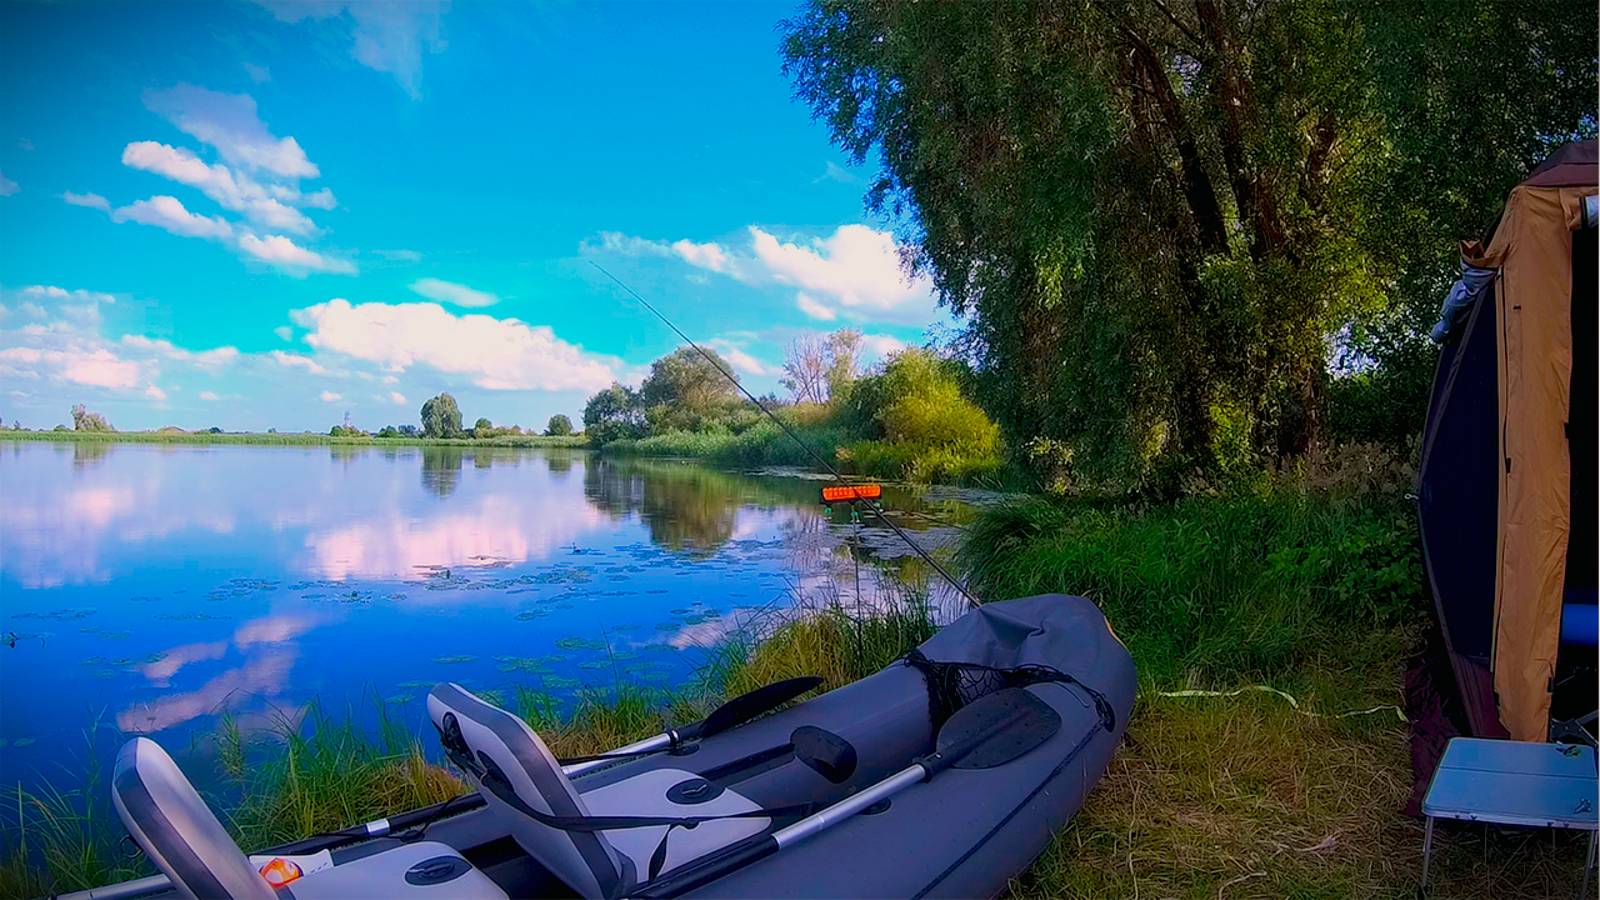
[628,687,1062,898]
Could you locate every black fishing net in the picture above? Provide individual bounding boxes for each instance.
[902,647,1116,733]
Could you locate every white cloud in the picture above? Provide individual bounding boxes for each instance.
[63,191,110,211]
[861,333,908,357]
[815,161,864,186]
[388,391,407,405]
[410,277,497,308]
[255,1,448,99]
[112,195,233,240]
[0,346,142,389]
[274,325,293,341]
[122,141,317,234]
[238,234,356,275]
[199,390,220,401]
[21,285,117,306]
[145,85,318,179]
[0,170,16,196]
[121,335,240,368]
[320,390,342,402]
[292,298,617,392]
[270,350,328,375]
[375,248,422,262]
[243,62,271,83]
[598,224,940,325]
[145,384,168,401]
[796,293,838,321]
[749,225,935,321]
[706,339,773,377]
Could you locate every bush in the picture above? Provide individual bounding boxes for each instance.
[545,414,573,436]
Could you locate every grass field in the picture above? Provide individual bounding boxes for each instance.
[0,430,589,448]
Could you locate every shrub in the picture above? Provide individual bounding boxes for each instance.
[545,414,573,436]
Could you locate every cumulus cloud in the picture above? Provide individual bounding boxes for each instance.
[749,225,934,320]
[706,339,774,377]
[255,1,448,99]
[199,390,220,401]
[388,391,407,405]
[0,170,16,196]
[145,84,318,179]
[861,333,909,357]
[145,384,168,401]
[410,277,497,308]
[319,390,342,402]
[274,325,293,341]
[112,195,233,240]
[238,234,356,275]
[122,141,315,234]
[0,346,142,389]
[795,293,837,321]
[121,335,240,368]
[593,224,940,325]
[63,191,110,210]
[270,350,328,375]
[21,285,117,306]
[292,298,617,392]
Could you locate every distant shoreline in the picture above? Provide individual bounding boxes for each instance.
[0,430,591,448]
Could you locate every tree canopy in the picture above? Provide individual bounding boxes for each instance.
[782,0,1595,488]
[420,393,463,438]
[70,404,113,433]
[545,414,574,436]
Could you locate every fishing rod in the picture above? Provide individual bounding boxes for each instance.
[589,261,980,609]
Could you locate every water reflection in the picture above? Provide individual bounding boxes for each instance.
[420,445,463,497]
[73,441,113,469]
[584,458,814,558]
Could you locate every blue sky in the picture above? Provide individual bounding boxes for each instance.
[0,1,946,432]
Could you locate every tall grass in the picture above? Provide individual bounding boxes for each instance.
[957,486,1420,701]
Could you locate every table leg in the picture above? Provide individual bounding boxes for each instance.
[1580,830,1594,900]
[1421,816,1435,894]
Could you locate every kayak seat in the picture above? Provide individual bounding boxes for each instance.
[427,683,769,897]
[111,737,506,900]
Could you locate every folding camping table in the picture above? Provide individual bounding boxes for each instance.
[1421,737,1598,895]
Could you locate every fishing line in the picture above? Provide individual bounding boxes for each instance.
[589,260,980,609]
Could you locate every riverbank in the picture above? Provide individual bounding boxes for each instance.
[3,483,1584,897]
[600,421,1013,487]
[0,430,589,448]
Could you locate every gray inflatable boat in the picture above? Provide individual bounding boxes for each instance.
[80,594,1134,899]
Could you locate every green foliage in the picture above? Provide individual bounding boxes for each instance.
[638,347,740,430]
[957,485,1421,687]
[419,393,463,439]
[838,349,1003,482]
[583,382,646,444]
[375,425,400,438]
[70,404,113,433]
[545,414,573,436]
[781,0,1595,489]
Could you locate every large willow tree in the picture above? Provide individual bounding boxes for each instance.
[782,0,1594,488]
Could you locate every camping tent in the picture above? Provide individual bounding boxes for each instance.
[1418,139,1597,742]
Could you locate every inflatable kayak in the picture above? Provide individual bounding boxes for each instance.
[79,594,1134,899]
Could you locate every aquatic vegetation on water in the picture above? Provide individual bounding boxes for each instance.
[431,655,476,665]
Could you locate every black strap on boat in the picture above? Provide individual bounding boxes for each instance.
[447,745,814,880]
[901,648,1116,734]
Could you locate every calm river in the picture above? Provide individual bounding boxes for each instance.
[0,440,977,794]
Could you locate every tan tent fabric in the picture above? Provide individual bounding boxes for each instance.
[1466,183,1596,740]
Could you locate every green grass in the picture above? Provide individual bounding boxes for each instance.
[602,420,1014,486]
[960,483,1587,898]
[0,430,589,448]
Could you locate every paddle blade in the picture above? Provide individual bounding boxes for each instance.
[935,688,1061,770]
[692,676,823,740]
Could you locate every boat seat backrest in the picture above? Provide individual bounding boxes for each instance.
[111,737,277,900]
[427,682,630,898]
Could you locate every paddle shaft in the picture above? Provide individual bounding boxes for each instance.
[629,706,1029,898]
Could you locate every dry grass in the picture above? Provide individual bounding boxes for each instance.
[1007,692,1591,900]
